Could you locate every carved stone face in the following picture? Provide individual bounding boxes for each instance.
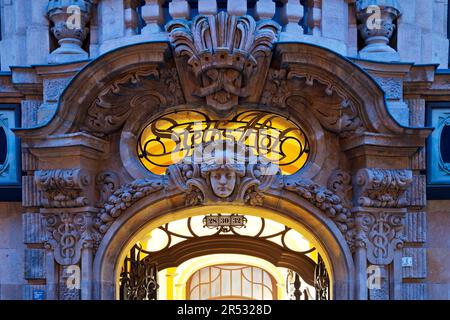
[209,168,237,198]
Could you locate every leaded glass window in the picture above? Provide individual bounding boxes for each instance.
[137,110,310,175]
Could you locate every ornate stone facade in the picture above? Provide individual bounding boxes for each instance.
[1,0,450,301]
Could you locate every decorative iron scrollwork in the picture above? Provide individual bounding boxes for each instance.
[314,254,330,300]
[119,244,159,300]
[137,110,310,175]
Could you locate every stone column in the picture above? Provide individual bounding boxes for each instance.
[356,0,401,62]
[353,168,412,300]
[47,0,94,63]
[280,0,304,41]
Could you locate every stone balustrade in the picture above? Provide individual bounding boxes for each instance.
[41,1,404,64]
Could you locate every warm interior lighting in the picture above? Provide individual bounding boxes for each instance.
[137,110,310,175]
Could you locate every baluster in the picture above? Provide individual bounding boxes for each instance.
[169,0,191,20]
[124,0,140,36]
[281,0,304,40]
[198,0,218,15]
[141,0,164,34]
[255,0,276,20]
[307,0,322,36]
[227,0,247,16]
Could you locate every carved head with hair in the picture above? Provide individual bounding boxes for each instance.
[200,140,247,198]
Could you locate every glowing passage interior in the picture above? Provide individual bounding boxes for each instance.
[118,214,330,300]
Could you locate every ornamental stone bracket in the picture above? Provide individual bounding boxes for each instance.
[354,168,413,208]
[35,168,92,208]
[166,11,281,113]
[352,168,412,264]
[353,207,406,266]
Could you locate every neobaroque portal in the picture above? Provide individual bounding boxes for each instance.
[15,10,430,300]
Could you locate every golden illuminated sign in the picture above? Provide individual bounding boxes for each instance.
[137,110,310,175]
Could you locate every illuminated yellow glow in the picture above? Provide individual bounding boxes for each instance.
[115,205,334,300]
[137,110,310,175]
[169,254,287,300]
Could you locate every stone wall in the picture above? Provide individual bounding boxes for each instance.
[0,202,25,299]
[397,0,449,68]
[427,200,450,299]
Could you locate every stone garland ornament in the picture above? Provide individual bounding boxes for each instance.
[97,178,165,233]
[283,178,354,235]
[35,169,91,208]
[82,67,184,137]
[355,168,413,208]
[167,11,281,112]
[260,68,365,137]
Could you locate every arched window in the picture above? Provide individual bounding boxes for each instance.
[187,264,277,300]
[137,109,310,175]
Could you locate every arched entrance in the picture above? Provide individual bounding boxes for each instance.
[117,213,327,300]
[93,201,355,300]
[14,9,428,301]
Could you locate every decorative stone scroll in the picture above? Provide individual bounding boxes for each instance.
[82,67,184,137]
[355,169,413,208]
[35,169,91,208]
[327,169,353,208]
[260,68,365,137]
[167,11,280,112]
[95,171,120,207]
[44,209,100,266]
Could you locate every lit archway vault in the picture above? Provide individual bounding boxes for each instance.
[117,213,327,300]
[15,10,431,301]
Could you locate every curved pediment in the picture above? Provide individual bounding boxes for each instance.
[14,41,426,145]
